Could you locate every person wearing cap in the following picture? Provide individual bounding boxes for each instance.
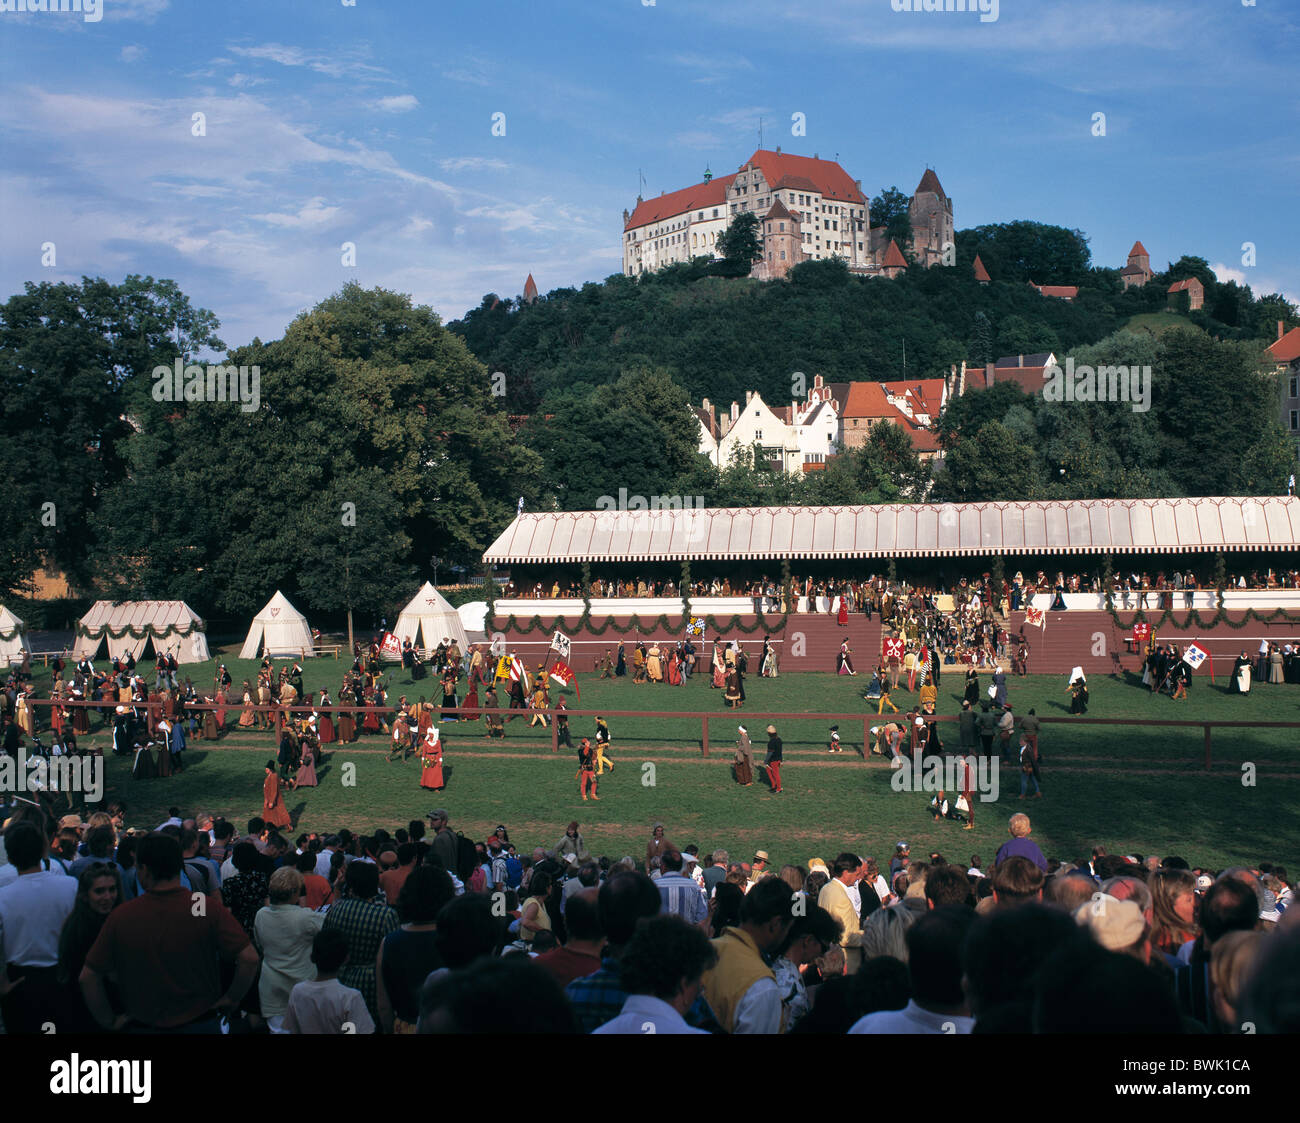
[427,811,456,874]
[578,738,599,801]
[890,842,910,880]
[763,726,783,794]
[734,725,754,786]
[748,851,770,890]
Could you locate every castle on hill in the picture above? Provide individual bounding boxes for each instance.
[621,149,953,281]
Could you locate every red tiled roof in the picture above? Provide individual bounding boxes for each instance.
[694,407,719,440]
[1129,241,1149,258]
[882,239,908,268]
[1168,278,1202,293]
[801,461,828,473]
[1030,282,1079,300]
[915,169,947,200]
[523,273,538,300]
[771,174,820,194]
[743,150,866,205]
[624,173,737,230]
[992,367,1048,395]
[1119,265,1149,276]
[972,254,990,282]
[1267,326,1300,364]
[765,199,797,222]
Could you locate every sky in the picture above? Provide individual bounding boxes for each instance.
[1,0,1297,353]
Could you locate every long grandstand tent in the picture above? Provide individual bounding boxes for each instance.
[483,497,1300,565]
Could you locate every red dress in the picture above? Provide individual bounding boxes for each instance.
[420,739,444,790]
[263,771,292,828]
[837,599,849,627]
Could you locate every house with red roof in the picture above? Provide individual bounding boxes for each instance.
[1120,241,1153,289]
[1167,276,1205,311]
[1029,281,1079,302]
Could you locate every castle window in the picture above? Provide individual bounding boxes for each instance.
[1291,377,1298,398]
[1292,411,1298,431]
[779,222,785,232]
[780,250,786,260]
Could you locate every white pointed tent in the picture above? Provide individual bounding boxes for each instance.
[239,591,315,659]
[0,605,33,668]
[73,601,211,664]
[394,582,469,653]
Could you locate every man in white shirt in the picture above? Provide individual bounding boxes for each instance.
[595,914,716,1034]
[0,822,78,1034]
[850,908,976,1034]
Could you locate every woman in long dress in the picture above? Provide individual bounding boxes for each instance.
[667,650,682,686]
[646,645,662,683]
[711,644,726,689]
[295,744,318,788]
[362,689,381,735]
[964,665,980,706]
[440,671,459,721]
[615,642,627,677]
[155,722,173,777]
[262,761,292,829]
[462,679,480,720]
[837,596,849,627]
[317,690,335,744]
[214,688,228,729]
[723,667,741,708]
[202,698,219,741]
[71,686,90,734]
[419,728,445,791]
[337,681,356,742]
[734,725,754,786]
[237,683,255,728]
[1269,645,1284,684]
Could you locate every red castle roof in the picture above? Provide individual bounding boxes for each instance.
[882,239,908,268]
[973,254,990,282]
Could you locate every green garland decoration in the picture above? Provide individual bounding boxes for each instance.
[0,623,28,642]
[1106,604,1300,632]
[74,620,205,640]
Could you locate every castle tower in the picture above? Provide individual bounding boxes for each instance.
[523,273,538,304]
[754,200,803,280]
[909,169,954,268]
[1120,241,1153,289]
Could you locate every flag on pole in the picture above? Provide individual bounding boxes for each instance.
[550,631,571,660]
[1025,607,1045,630]
[687,617,705,636]
[916,646,929,687]
[1133,621,1151,646]
[549,659,580,701]
[379,631,402,660]
[1182,643,1209,671]
[883,637,905,660]
[517,496,525,514]
[508,655,527,683]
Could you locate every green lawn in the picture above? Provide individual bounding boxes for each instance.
[45,648,1299,872]
[1120,311,1206,338]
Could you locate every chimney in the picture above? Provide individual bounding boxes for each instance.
[775,145,781,154]
[1281,320,1287,342]
[730,401,739,424]
[985,363,995,390]
[745,390,755,405]
[702,396,711,413]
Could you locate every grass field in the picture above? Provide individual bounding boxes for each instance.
[1120,311,1206,338]
[42,647,1300,873]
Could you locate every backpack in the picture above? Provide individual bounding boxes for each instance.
[184,858,214,896]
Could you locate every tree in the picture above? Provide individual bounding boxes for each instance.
[298,474,414,652]
[0,276,222,596]
[870,187,913,257]
[956,221,1092,284]
[972,311,995,366]
[714,212,763,276]
[91,283,540,614]
[931,420,1043,502]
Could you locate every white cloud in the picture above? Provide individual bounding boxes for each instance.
[228,43,388,81]
[1212,263,1247,287]
[442,67,491,87]
[110,0,170,21]
[438,156,508,173]
[250,197,343,229]
[119,45,146,63]
[374,94,419,113]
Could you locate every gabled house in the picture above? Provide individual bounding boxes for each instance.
[1168,277,1205,311]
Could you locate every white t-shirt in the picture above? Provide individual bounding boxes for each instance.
[849,1000,974,1035]
[283,978,375,1034]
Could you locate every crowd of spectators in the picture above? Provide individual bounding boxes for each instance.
[0,800,1294,1035]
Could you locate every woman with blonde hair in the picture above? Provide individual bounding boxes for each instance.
[1149,868,1199,959]
[255,866,325,1032]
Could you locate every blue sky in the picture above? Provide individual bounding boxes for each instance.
[1,0,1296,352]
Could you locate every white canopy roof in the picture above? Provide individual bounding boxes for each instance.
[483,497,1300,563]
[394,582,469,652]
[0,605,32,668]
[73,600,210,664]
[239,591,315,659]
